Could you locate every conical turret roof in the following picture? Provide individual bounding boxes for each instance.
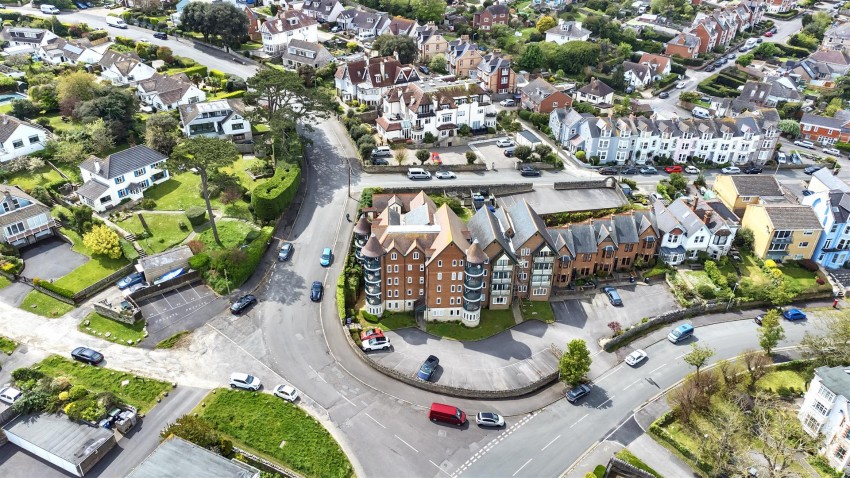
[353,215,371,235]
[361,235,385,258]
[465,241,487,264]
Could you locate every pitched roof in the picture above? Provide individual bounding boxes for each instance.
[40,37,93,61]
[761,204,822,230]
[99,50,144,76]
[75,179,110,200]
[623,61,652,82]
[727,175,784,197]
[178,99,246,125]
[467,206,517,262]
[0,27,50,44]
[800,113,848,130]
[506,200,555,250]
[578,78,614,97]
[338,55,419,88]
[814,366,850,397]
[809,49,850,66]
[483,4,509,15]
[302,0,340,14]
[79,145,167,180]
[545,21,591,38]
[521,78,558,104]
[279,39,333,67]
[0,115,47,143]
[477,52,511,75]
[812,167,850,193]
[387,17,417,35]
[668,32,700,48]
[138,73,195,105]
[0,184,52,228]
[263,10,317,34]
[638,53,671,74]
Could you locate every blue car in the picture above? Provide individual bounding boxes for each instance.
[117,272,144,290]
[320,247,333,267]
[75,2,88,8]
[417,355,439,381]
[782,308,807,321]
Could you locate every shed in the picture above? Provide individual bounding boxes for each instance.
[136,245,193,282]
[516,129,542,148]
[3,413,117,477]
[126,436,260,478]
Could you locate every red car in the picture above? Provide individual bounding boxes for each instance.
[664,165,683,174]
[360,328,385,341]
[764,31,773,37]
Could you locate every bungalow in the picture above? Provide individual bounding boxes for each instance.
[807,49,850,76]
[0,115,50,163]
[136,73,206,111]
[37,37,101,66]
[574,78,615,107]
[76,145,169,213]
[178,99,252,142]
[280,39,334,70]
[260,10,318,57]
[544,20,591,45]
[520,78,572,114]
[98,50,157,86]
[0,184,59,247]
[301,0,344,23]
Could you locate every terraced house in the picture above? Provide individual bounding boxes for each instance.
[801,169,850,269]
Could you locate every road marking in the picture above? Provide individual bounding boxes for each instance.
[176,287,187,302]
[648,363,667,374]
[596,396,614,409]
[160,293,172,308]
[594,365,623,384]
[591,349,604,358]
[604,413,637,441]
[307,365,327,383]
[360,400,369,407]
[430,460,452,477]
[338,392,356,407]
[675,352,688,359]
[512,458,532,476]
[394,434,419,453]
[570,414,589,428]
[364,412,386,428]
[541,434,561,451]
[623,378,642,391]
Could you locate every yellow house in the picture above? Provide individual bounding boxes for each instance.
[741,204,823,260]
[713,175,786,218]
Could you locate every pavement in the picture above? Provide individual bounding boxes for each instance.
[497,184,628,215]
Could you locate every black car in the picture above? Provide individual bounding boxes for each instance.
[566,384,592,403]
[278,243,294,261]
[520,166,541,177]
[371,158,389,165]
[598,167,618,175]
[310,281,323,302]
[504,149,514,157]
[418,65,430,75]
[705,65,716,72]
[744,166,763,174]
[230,294,257,314]
[416,355,439,381]
[621,167,638,175]
[804,166,823,175]
[72,347,104,365]
[658,91,669,99]
[153,32,167,40]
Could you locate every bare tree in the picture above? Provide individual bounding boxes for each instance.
[801,312,850,366]
[668,371,717,424]
[752,397,818,478]
[740,350,772,390]
[700,403,749,476]
[717,359,743,391]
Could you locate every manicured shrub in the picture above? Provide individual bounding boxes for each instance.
[185,207,207,226]
[188,253,210,272]
[139,198,157,210]
[251,165,301,221]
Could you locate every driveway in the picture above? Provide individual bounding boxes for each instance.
[136,282,227,348]
[19,238,87,280]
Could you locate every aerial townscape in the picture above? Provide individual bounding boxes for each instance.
[1,0,850,477]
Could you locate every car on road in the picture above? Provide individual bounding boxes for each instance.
[658,91,669,99]
[230,294,257,314]
[499,99,516,107]
[229,373,261,391]
[153,32,167,40]
[685,165,700,174]
[278,243,294,261]
[721,166,741,174]
[676,81,687,89]
[320,247,333,267]
[566,384,592,403]
[754,314,764,326]
[705,65,716,72]
[117,271,145,290]
[362,336,391,351]
[639,166,657,175]
[75,1,87,8]
[717,57,728,64]
[310,281,323,302]
[520,165,541,177]
[794,140,815,149]
[756,38,763,43]
[417,355,440,381]
[496,138,515,148]
[599,166,618,175]
[664,165,683,174]
[782,308,807,321]
[407,167,432,180]
[622,167,638,175]
[764,31,773,37]
[360,328,384,341]
[475,412,505,427]
[625,349,648,366]
[804,165,823,175]
[435,170,457,179]
[418,65,430,75]
[273,383,299,402]
[744,166,763,174]
[601,286,623,306]
[823,147,842,156]
[71,347,104,365]
[0,386,22,405]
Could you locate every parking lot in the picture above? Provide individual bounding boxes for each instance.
[470,138,522,170]
[136,282,227,347]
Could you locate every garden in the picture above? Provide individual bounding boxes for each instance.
[115,212,192,255]
[425,308,517,341]
[78,312,146,346]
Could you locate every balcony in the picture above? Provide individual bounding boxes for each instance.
[771,236,793,245]
[491,276,511,284]
[463,301,481,312]
[4,219,58,244]
[491,288,510,296]
[365,284,381,296]
[366,295,382,306]
[363,258,381,272]
[464,276,483,290]
[465,264,484,277]
[534,256,555,263]
[493,264,512,272]
[463,289,482,302]
[364,270,381,284]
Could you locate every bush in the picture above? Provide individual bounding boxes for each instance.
[188,253,210,272]
[798,259,819,271]
[12,367,44,383]
[68,385,88,401]
[185,207,207,226]
[251,165,301,222]
[181,65,208,77]
[88,30,108,41]
[139,198,156,210]
[32,278,75,298]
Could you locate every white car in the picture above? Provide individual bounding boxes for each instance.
[496,138,515,148]
[435,170,457,179]
[475,412,505,427]
[499,99,516,107]
[684,165,700,174]
[273,384,299,402]
[624,349,648,366]
[229,373,261,391]
[362,336,391,352]
[721,166,741,174]
[823,147,842,156]
[676,81,687,89]
[0,386,22,404]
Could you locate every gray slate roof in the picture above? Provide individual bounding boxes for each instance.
[0,184,51,228]
[728,175,784,197]
[800,113,848,130]
[814,366,850,397]
[506,200,555,250]
[812,167,850,193]
[3,413,115,467]
[127,436,259,478]
[0,115,47,143]
[467,206,517,262]
[79,145,167,180]
[762,205,823,230]
[75,179,110,201]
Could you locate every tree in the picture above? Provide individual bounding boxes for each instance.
[534,144,552,160]
[753,42,781,60]
[700,402,748,476]
[559,339,592,386]
[83,225,122,259]
[753,398,818,477]
[171,138,239,247]
[180,1,248,47]
[372,35,418,64]
[668,173,688,194]
[429,54,448,74]
[777,119,801,138]
[411,0,446,22]
[73,86,138,143]
[57,71,100,116]
[84,119,115,156]
[758,310,785,355]
[736,53,754,67]
[245,68,334,141]
[825,97,844,117]
[465,151,477,164]
[145,113,180,156]
[536,15,556,34]
[734,227,754,252]
[29,83,59,112]
[617,42,632,59]
[741,350,772,389]
[683,343,714,377]
[10,99,39,120]
[156,46,174,63]
[393,148,408,165]
[518,43,544,71]
[51,139,88,165]
[415,149,429,164]
[668,373,712,424]
[801,311,850,366]
[296,64,316,87]
[679,91,700,104]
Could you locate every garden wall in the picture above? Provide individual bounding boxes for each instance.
[93,302,141,325]
[378,183,534,197]
[361,163,488,174]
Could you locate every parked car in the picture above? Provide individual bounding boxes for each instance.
[429,403,466,425]
[566,384,592,403]
[499,99,516,107]
[371,146,392,158]
[407,167,432,180]
[230,294,257,314]
[435,170,457,179]
[117,272,144,290]
[625,349,648,366]
[764,31,773,37]
[370,157,389,166]
[362,336,391,351]
[278,243,294,261]
[658,91,669,99]
[503,148,514,157]
[744,166,763,174]
[496,138,515,148]
[622,167,638,175]
[520,165,541,177]
[153,32,167,40]
[360,328,384,341]
[229,373,261,391]
[794,140,815,149]
[599,166,618,175]
[418,65,430,75]
[475,412,505,427]
[75,2,87,8]
[273,383,299,402]
[0,386,22,405]
[601,286,623,306]
[664,165,683,174]
[639,166,657,175]
[676,81,687,89]
[804,165,823,175]
[823,147,842,156]
[721,166,741,174]
[71,347,104,365]
[756,38,763,43]
[705,65,716,72]
[782,308,807,321]
[684,165,700,174]
[310,281,323,302]
[416,355,439,381]
[320,247,333,267]
[754,314,764,326]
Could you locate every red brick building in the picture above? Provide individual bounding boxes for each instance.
[473,4,510,31]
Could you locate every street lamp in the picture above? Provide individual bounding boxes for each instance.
[726,281,739,311]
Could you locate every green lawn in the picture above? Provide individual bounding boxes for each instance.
[643,262,670,278]
[616,449,661,477]
[52,229,130,293]
[117,213,191,254]
[143,171,223,211]
[237,41,263,51]
[0,335,17,355]
[519,300,555,323]
[737,253,829,294]
[197,389,354,478]
[221,156,272,191]
[79,312,146,346]
[42,112,81,135]
[359,310,416,331]
[4,165,70,191]
[197,220,258,250]
[34,355,170,414]
[155,330,189,349]
[756,370,807,394]
[20,290,74,317]
[0,275,11,289]
[425,308,516,341]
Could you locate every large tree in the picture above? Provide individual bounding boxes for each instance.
[57,71,99,116]
[180,1,248,48]
[801,311,850,366]
[559,339,592,386]
[411,0,445,22]
[518,43,544,71]
[145,113,181,156]
[73,86,138,143]
[372,35,418,64]
[536,15,556,34]
[171,138,239,247]
[83,225,122,259]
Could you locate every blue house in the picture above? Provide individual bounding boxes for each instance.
[801,169,850,269]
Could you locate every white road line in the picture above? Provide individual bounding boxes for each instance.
[160,293,172,308]
[307,365,327,383]
[338,392,356,407]
[360,400,369,407]
[597,396,614,409]
[675,352,688,359]
[541,434,561,451]
[623,378,642,391]
[176,287,187,302]
[649,363,668,374]
[594,365,623,384]
[570,414,589,428]
[512,458,532,476]
[394,434,419,453]
[590,349,604,358]
[364,412,386,428]
[430,460,452,477]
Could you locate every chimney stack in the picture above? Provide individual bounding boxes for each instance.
[94,160,101,174]
[693,195,699,211]
[704,209,713,225]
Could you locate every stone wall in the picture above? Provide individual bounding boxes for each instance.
[93,302,141,325]
[361,163,488,174]
[379,183,534,197]
[554,178,617,190]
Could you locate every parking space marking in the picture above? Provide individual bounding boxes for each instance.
[675,352,688,359]
[394,434,419,453]
[364,412,386,428]
[540,434,561,451]
[512,459,532,476]
[596,396,614,409]
[649,363,667,374]
[570,414,588,428]
[160,293,172,308]
[594,365,623,384]
[430,460,452,477]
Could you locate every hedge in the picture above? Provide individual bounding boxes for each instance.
[88,30,108,41]
[649,416,711,473]
[670,63,686,75]
[181,65,208,77]
[835,141,850,152]
[251,165,301,221]
[0,10,22,22]
[33,278,75,298]
[209,69,227,80]
[775,43,811,59]
[215,90,245,99]
[336,274,346,320]
[185,206,207,226]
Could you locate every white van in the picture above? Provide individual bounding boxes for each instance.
[692,107,710,119]
[407,168,431,180]
[358,31,375,42]
[106,16,128,29]
[40,4,60,14]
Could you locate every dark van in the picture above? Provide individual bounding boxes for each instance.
[668,323,694,343]
[429,403,467,425]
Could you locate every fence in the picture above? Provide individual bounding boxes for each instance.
[232,446,302,478]
[72,263,137,303]
[361,163,488,174]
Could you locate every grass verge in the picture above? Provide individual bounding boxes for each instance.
[519,300,554,323]
[34,355,170,413]
[0,275,11,289]
[616,449,661,477]
[0,335,18,355]
[359,310,416,330]
[425,308,516,341]
[117,213,192,254]
[155,330,189,349]
[20,290,74,317]
[196,389,354,478]
[79,312,145,346]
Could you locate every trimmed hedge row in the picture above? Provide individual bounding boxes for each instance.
[181,65,208,77]
[251,165,301,221]
[33,278,74,298]
[775,43,811,59]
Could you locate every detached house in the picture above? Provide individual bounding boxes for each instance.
[574,78,615,107]
[824,22,850,51]
[0,115,49,163]
[280,39,333,70]
[766,0,796,14]
[741,204,822,261]
[76,146,169,213]
[37,37,102,66]
[473,4,510,31]
[245,7,263,42]
[334,55,420,105]
[520,78,572,114]
[337,10,390,38]
[653,197,739,264]
[136,73,206,111]
[387,17,418,37]
[178,99,251,142]
[623,62,653,90]
[798,366,850,473]
[0,184,58,247]
[260,10,318,57]
[0,27,57,55]
[99,51,156,86]
[544,20,591,45]
[665,32,700,59]
[638,53,672,80]
[415,23,448,62]
[301,0,344,23]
